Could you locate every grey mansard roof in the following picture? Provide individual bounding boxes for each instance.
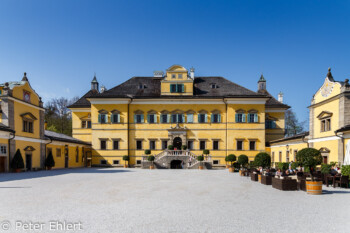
[69,76,290,109]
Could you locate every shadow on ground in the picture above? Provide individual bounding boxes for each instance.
[0,168,131,183]
[322,189,350,195]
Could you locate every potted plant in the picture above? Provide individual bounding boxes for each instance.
[45,150,55,170]
[296,148,323,195]
[224,156,230,169]
[238,154,249,175]
[181,145,187,150]
[197,155,204,170]
[147,155,155,169]
[11,149,24,173]
[226,154,236,173]
[122,155,130,168]
[203,149,210,161]
[254,152,271,182]
[168,145,174,150]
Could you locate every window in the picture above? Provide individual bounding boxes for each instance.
[113,140,119,150]
[98,114,108,124]
[161,114,169,123]
[23,120,33,133]
[170,84,184,93]
[323,156,328,164]
[286,150,290,163]
[136,140,143,150]
[198,114,207,123]
[213,140,219,150]
[171,114,184,123]
[171,74,176,79]
[100,140,107,150]
[113,160,119,165]
[279,151,282,162]
[213,160,219,165]
[187,113,194,123]
[249,141,256,150]
[111,113,120,123]
[76,147,79,163]
[147,114,157,123]
[88,121,92,128]
[211,84,217,89]
[23,90,31,103]
[237,140,243,151]
[82,120,91,128]
[100,160,107,165]
[265,120,276,129]
[248,113,258,123]
[136,160,142,165]
[200,140,206,150]
[150,140,156,150]
[0,145,7,155]
[293,150,298,161]
[178,74,183,79]
[187,141,193,150]
[235,113,246,123]
[56,148,61,157]
[134,114,144,123]
[321,118,331,132]
[162,140,168,150]
[211,113,221,123]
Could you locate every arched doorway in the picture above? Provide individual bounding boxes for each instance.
[173,137,182,150]
[170,160,183,169]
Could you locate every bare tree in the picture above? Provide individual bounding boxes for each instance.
[285,109,306,137]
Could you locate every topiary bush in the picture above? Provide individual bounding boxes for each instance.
[203,149,210,155]
[276,162,289,171]
[147,155,155,165]
[291,162,299,170]
[11,149,24,170]
[296,148,322,181]
[341,165,350,177]
[197,155,204,161]
[237,154,249,168]
[45,150,55,168]
[321,164,332,174]
[226,154,236,167]
[168,145,174,150]
[254,152,271,168]
[122,155,129,166]
[144,149,151,155]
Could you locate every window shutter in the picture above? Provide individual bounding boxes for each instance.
[254,114,258,123]
[181,84,184,93]
[182,114,185,123]
[211,114,214,123]
[160,115,163,123]
[117,114,120,123]
[205,114,208,123]
[154,114,157,123]
[242,114,246,123]
[98,114,101,123]
[265,121,268,128]
[167,114,170,123]
[170,84,174,93]
[134,115,137,123]
[141,114,144,123]
[235,114,238,122]
[187,114,193,123]
[218,114,221,123]
[272,121,276,128]
[147,114,150,123]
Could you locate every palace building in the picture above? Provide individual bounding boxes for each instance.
[69,65,289,168]
[270,68,350,166]
[0,73,91,172]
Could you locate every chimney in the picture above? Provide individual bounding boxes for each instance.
[153,71,164,79]
[100,85,106,93]
[278,91,284,103]
[258,74,266,91]
[91,74,99,91]
[190,67,195,79]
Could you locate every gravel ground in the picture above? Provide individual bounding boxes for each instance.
[0,168,349,233]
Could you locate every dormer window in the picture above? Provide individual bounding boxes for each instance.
[211,84,218,89]
[178,74,183,79]
[171,74,176,79]
[170,84,184,93]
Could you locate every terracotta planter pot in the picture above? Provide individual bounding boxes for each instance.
[239,170,243,176]
[226,165,230,169]
[306,180,322,195]
[199,166,204,170]
[229,167,234,173]
[150,165,154,170]
[258,174,262,183]
[124,164,128,168]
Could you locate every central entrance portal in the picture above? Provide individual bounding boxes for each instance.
[170,160,182,169]
[173,137,182,150]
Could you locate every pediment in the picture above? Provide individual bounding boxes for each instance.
[20,112,37,120]
[317,111,333,119]
[24,146,36,151]
[319,147,330,153]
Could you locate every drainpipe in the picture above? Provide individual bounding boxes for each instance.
[225,99,228,158]
[8,131,15,172]
[302,135,309,148]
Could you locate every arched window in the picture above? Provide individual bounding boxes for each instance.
[211,110,221,123]
[171,110,184,123]
[147,110,157,124]
[265,114,277,129]
[98,110,108,124]
[134,110,144,123]
[186,110,195,123]
[247,109,258,123]
[160,110,170,123]
[235,109,246,123]
[111,110,120,123]
[198,110,208,123]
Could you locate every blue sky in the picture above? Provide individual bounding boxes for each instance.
[1,0,350,128]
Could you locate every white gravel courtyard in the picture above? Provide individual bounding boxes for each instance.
[0,168,350,233]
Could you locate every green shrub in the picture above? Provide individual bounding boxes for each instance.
[11,149,24,170]
[296,148,322,181]
[181,145,187,150]
[341,165,350,177]
[197,155,204,161]
[45,150,55,168]
[144,149,151,155]
[122,155,129,161]
[330,161,337,167]
[291,162,299,170]
[147,155,155,162]
[254,152,271,168]
[168,145,174,150]
[276,162,289,171]
[226,154,236,166]
[203,149,210,155]
[237,154,249,168]
[321,164,332,174]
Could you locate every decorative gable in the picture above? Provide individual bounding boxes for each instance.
[317,111,333,119]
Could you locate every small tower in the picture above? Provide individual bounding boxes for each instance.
[258,74,266,91]
[91,74,99,91]
[278,91,284,103]
[189,67,195,79]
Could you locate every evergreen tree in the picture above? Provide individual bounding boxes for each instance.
[11,149,24,169]
[45,151,55,168]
